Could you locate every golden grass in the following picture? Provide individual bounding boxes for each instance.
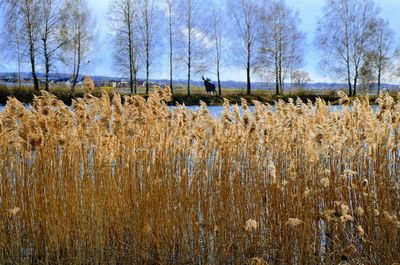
[0,88,400,264]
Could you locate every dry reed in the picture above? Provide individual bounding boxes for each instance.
[0,89,399,264]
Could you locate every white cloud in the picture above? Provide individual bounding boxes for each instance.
[192,29,213,49]
[0,62,16,72]
[179,27,214,50]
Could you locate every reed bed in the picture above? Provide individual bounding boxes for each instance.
[0,89,399,264]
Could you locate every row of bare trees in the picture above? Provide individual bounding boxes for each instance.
[0,0,93,92]
[106,0,306,96]
[316,0,398,96]
[1,0,398,96]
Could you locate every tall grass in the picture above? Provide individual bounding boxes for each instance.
[0,89,399,264]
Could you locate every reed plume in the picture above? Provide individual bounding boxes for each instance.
[0,90,399,264]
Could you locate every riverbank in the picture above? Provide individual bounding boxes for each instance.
[0,84,387,106]
[171,93,345,105]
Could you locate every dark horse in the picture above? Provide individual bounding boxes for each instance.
[202,76,216,95]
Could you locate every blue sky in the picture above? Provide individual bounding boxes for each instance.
[1,0,400,83]
[285,0,400,83]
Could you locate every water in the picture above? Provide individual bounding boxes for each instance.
[174,105,377,117]
[0,104,378,117]
[2,82,32,87]
[1,105,230,115]
[172,105,246,117]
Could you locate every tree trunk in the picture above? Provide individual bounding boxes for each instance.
[187,0,191,96]
[187,61,191,96]
[72,61,80,93]
[145,42,150,95]
[278,49,283,95]
[145,8,150,95]
[71,39,81,93]
[246,44,251,95]
[353,74,358,96]
[28,35,39,91]
[128,20,134,95]
[275,55,279,96]
[347,62,352,96]
[214,20,221,96]
[146,49,150,95]
[17,39,21,90]
[169,5,173,93]
[43,38,50,92]
[30,48,39,91]
[72,45,76,91]
[169,41,173,93]
[129,66,134,95]
[279,68,283,95]
[134,71,137,94]
[217,68,221,96]
[26,5,39,92]
[45,59,50,92]
[377,67,382,95]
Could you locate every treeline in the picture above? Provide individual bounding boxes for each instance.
[0,0,92,92]
[0,0,398,96]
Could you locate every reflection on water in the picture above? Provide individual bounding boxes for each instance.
[0,104,378,116]
[170,105,378,117]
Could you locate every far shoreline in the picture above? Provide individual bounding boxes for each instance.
[0,86,389,106]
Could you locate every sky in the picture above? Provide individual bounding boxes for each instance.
[1,0,400,83]
[285,0,400,83]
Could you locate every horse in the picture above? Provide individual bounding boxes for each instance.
[202,76,216,95]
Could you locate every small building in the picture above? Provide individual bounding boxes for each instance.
[102,80,115,87]
[117,80,128,88]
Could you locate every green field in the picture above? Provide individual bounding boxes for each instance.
[0,82,396,106]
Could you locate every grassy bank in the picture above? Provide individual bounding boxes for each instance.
[0,89,399,264]
[170,93,342,106]
[0,84,390,105]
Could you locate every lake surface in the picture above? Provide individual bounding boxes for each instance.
[178,105,348,117]
[0,105,377,117]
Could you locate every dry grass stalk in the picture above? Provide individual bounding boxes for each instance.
[83,75,95,93]
[0,90,399,264]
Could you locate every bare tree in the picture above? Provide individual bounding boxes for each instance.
[137,0,160,95]
[360,54,376,93]
[228,0,262,95]
[211,2,223,95]
[183,0,194,96]
[258,0,305,95]
[1,0,41,91]
[368,18,396,94]
[176,0,212,96]
[254,65,275,90]
[0,1,24,89]
[316,0,379,96]
[61,0,94,92]
[292,70,311,89]
[39,0,68,91]
[166,0,175,93]
[109,0,140,94]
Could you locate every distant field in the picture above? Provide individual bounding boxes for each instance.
[1,82,398,106]
[1,81,395,96]
[112,85,340,96]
